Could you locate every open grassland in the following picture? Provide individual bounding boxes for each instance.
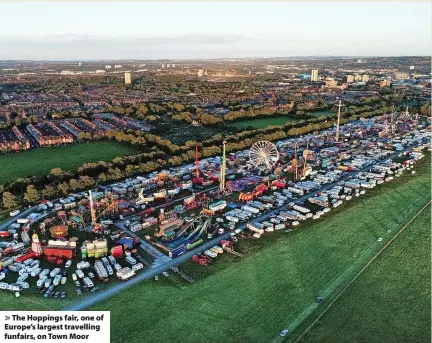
[226,111,335,129]
[0,141,139,185]
[88,154,430,343]
[297,205,431,343]
[226,116,301,129]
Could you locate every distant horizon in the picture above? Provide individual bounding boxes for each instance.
[1,2,430,60]
[0,55,429,63]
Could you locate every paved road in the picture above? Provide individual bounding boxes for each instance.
[62,147,413,311]
[113,222,171,267]
[0,206,38,231]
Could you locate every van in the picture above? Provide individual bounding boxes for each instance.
[9,210,20,217]
[31,268,41,277]
[39,269,50,279]
[44,278,52,288]
[53,275,62,286]
[16,281,29,289]
[77,261,90,270]
[50,268,60,278]
[83,277,94,288]
[76,270,85,279]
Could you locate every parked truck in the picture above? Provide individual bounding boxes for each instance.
[94,260,108,280]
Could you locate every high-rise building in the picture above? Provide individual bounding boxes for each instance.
[354,74,362,81]
[161,64,165,68]
[361,74,370,83]
[197,69,204,77]
[346,75,354,83]
[310,69,319,82]
[124,72,132,84]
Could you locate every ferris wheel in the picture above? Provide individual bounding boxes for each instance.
[249,141,279,170]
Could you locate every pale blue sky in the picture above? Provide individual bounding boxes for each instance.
[0,1,430,60]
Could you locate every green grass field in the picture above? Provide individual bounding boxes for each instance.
[0,141,139,185]
[298,205,431,343]
[85,154,430,343]
[226,116,302,129]
[226,111,335,129]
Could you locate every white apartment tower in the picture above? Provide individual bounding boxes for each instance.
[311,69,319,82]
[124,72,132,85]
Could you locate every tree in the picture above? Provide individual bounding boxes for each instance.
[69,179,82,191]
[57,182,70,195]
[42,185,56,199]
[50,168,65,177]
[2,192,18,209]
[97,173,107,183]
[420,103,431,116]
[24,185,41,204]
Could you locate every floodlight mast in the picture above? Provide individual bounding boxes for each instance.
[391,105,396,134]
[219,140,227,192]
[335,100,343,142]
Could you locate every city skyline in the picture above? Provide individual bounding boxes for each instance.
[0,1,430,60]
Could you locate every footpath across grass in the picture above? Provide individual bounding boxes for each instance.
[88,154,430,343]
[297,205,431,343]
[0,141,139,185]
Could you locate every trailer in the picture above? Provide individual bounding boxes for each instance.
[117,267,135,281]
[132,263,144,272]
[288,187,304,196]
[130,222,142,233]
[209,200,227,212]
[94,260,108,279]
[241,205,260,214]
[250,201,266,211]
[9,210,20,217]
[83,277,94,288]
[292,205,310,214]
[225,215,239,223]
[247,222,264,235]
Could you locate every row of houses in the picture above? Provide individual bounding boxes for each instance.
[0,126,31,152]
